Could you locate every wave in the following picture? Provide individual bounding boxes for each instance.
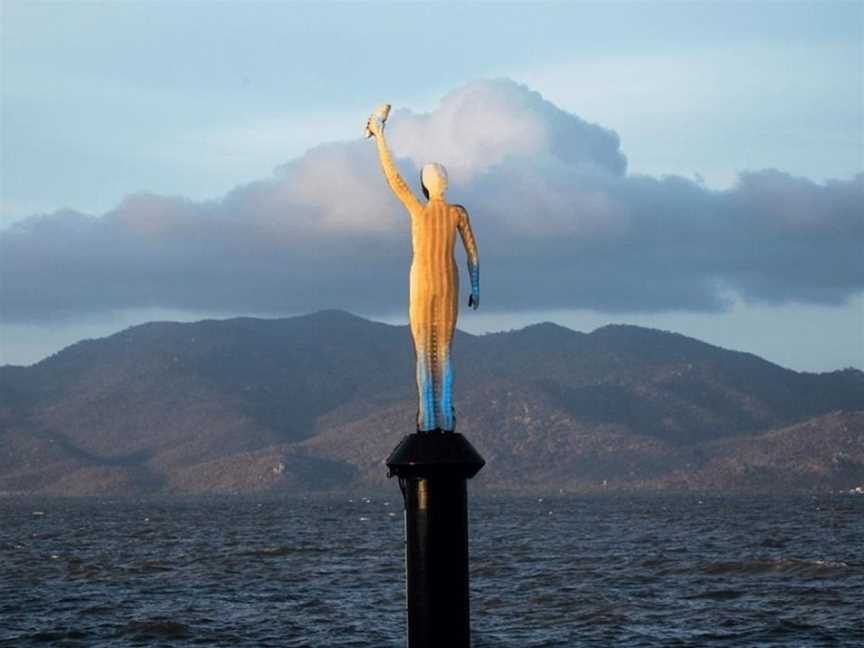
[700,558,854,577]
[120,620,190,639]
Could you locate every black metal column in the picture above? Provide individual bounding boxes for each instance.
[387,432,485,648]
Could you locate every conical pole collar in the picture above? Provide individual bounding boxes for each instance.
[387,433,485,480]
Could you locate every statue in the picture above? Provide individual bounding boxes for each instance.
[366,104,480,433]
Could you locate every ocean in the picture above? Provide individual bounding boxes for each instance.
[1,494,861,647]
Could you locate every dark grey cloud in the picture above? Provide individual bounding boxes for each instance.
[1,79,861,323]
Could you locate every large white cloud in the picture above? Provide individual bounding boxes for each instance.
[1,79,861,322]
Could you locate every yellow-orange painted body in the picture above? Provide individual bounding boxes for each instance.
[370,122,479,431]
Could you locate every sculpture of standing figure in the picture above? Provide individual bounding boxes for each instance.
[366,106,480,432]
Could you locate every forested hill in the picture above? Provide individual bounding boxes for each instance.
[1,310,862,495]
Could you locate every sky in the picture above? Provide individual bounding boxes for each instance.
[1,1,862,372]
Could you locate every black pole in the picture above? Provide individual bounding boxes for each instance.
[386,432,485,648]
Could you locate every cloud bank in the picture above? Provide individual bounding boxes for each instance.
[2,79,861,322]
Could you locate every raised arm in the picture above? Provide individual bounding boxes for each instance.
[455,205,480,309]
[368,118,423,215]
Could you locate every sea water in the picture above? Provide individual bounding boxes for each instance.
[1,494,861,647]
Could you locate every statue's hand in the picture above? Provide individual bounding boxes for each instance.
[365,115,381,138]
[468,292,480,310]
[365,104,390,139]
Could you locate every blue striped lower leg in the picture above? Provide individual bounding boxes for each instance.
[440,353,454,431]
[416,355,437,431]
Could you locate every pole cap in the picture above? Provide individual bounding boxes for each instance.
[386,432,486,480]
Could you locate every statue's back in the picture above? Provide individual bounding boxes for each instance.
[367,107,478,431]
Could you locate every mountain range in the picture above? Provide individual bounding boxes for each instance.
[1,310,862,496]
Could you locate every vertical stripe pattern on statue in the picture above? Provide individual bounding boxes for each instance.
[374,130,479,431]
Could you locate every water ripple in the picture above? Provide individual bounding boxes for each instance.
[0,494,862,647]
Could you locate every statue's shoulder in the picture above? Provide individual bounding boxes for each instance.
[451,204,470,219]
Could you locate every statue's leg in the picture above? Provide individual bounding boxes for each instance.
[439,350,454,431]
[438,289,458,432]
[410,305,437,432]
[415,352,436,431]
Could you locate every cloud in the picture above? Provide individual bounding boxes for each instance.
[1,78,861,322]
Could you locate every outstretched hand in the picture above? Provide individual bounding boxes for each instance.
[366,115,383,138]
[365,104,390,139]
[468,293,480,310]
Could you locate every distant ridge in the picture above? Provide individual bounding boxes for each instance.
[1,310,861,495]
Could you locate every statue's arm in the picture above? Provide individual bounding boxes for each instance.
[456,205,480,309]
[370,123,423,215]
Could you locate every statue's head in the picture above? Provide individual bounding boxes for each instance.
[420,163,448,200]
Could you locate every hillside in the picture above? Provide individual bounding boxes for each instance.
[1,310,862,495]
